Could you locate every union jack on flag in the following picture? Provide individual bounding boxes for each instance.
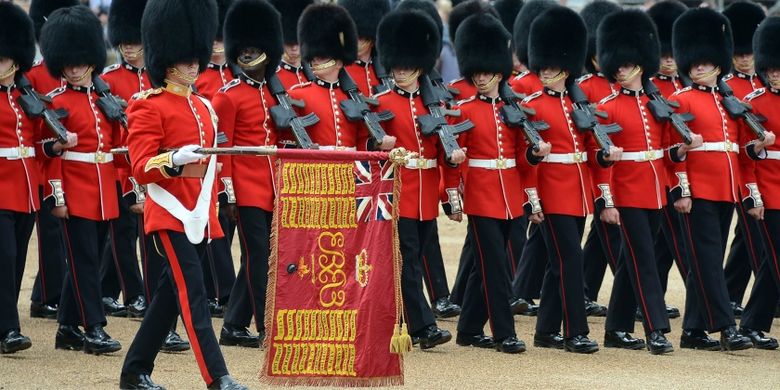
[354,160,394,222]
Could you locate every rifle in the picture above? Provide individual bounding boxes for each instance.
[717,79,767,141]
[643,79,694,145]
[111,146,277,156]
[427,69,459,107]
[371,55,394,95]
[15,75,70,144]
[92,75,128,129]
[568,83,622,156]
[267,74,319,149]
[416,74,473,159]
[338,68,392,144]
[497,81,550,152]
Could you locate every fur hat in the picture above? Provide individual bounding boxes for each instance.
[455,13,513,80]
[142,0,218,87]
[377,9,440,74]
[29,0,79,41]
[493,0,524,35]
[0,2,36,73]
[224,0,282,79]
[40,5,106,79]
[108,0,147,47]
[528,6,587,84]
[448,0,498,45]
[673,7,734,78]
[269,0,313,45]
[723,1,766,55]
[338,0,390,41]
[215,0,233,41]
[298,4,358,65]
[753,16,780,77]
[395,0,443,48]
[580,0,621,74]
[597,9,660,83]
[512,0,556,66]
[647,0,687,57]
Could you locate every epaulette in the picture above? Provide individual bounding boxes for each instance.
[47,87,66,99]
[745,88,765,101]
[513,71,530,81]
[521,90,543,104]
[372,88,391,99]
[449,77,465,86]
[219,78,241,93]
[722,74,734,82]
[671,86,692,96]
[33,59,43,67]
[598,91,619,106]
[290,82,311,90]
[456,96,477,106]
[132,88,163,100]
[102,63,121,74]
[576,73,594,84]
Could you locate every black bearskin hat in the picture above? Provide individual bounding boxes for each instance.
[597,9,660,83]
[108,0,147,47]
[723,1,766,55]
[493,0,524,35]
[448,0,498,46]
[528,6,587,84]
[225,0,283,79]
[215,0,233,41]
[754,16,780,77]
[647,0,687,57]
[298,4,358,65]
[40,5,106,79]
[395,0,443,49]
[338,0,391,41]
[142,0,218,87]
[580,0,621,74]
[269,0,313,45]
[377,9,440,74]
[673,7,734,78]
[29,0,78,41]
[512,0,556,66]
[0,2,36,73]
[455,13,513,80]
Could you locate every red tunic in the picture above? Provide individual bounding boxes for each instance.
[48,84,120,221]
[27,61,66,202]
[212,77,277,211]
[344,60,378,97]
[745,87,780,210]
[376,87,444,220]
[509,71,543,96]
[276,62,310,90]
[577,73,617,102]
[448,78,477,102]
[724,71,764,99]
[652,73,686,190]
[0,84,43,213]
[126,86,223,238]
[194,62,235,100]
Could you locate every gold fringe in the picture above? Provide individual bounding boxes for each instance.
[260,158,284,381]
[259,369,403,387]
[389,158,410,356]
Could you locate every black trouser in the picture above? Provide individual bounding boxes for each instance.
[140,229,178,332]
[58,217,110,328]
[123,231,228,385]
[420,220,451,303]
[606,208,670,335]
[657,191,689,294]
[724,203,765,305]
[398,218,438,334]
[740,210,780,332]
[449,226,472,306]
[224,207,272,332]
[511,223,546,301]
[457,216,518,341]
[680,199,736,332]
[0,210,36,335]
[536,214,589,338]
[201,210,236,303]
[31,193,65,306]
[100,183,144,303]
[583,204,623,302]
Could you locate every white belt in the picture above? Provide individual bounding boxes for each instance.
[543,152,588,164]
[62,151,114,164]
[620,149,664,162]
[764,151,780,160]
[0,146,35,159]
[404,158,437,169]
[468,158,516,169]
[689,141,739,153]
[318,145,357,151]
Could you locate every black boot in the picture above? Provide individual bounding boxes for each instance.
[126,296,147,318]
[1,330,32,354]
[495,336,526,354]
[102,297,127,317]
[604,331,645,350]
[55,325,85,351]
[564,335,599,354]
[83,325,122,355]
[30,302,58,319]
[720,326,752,351]
[455,332,495,348]
[207,375,248,390]
[160,330,190,353]
[680,329,720,351]
[412,325,452,350]
[431,296,461,318]
[584,299,607,317]
[739,328,779,350]
[646,330,674,355]
[533,332,564,349]
[219,325,260,348]
[119,373,165,390]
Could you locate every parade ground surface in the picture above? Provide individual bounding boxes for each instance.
[2,216,779,389]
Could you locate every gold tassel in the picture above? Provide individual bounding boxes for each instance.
[399,324,413,353]
[389,325,401,354]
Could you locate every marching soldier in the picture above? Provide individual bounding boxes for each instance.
[509,0,555,96]
[446,0,497,101]
[339,0,390,96]
[120,0,246,388]
[40,5,122,355]
[195,0,236,100]
[213,0,282,349]
[270,0,314,91]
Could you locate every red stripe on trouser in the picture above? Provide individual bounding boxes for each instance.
[546,218,571,337]
[35,215,48,303]
[620,221,654,331]
[682,214,715,330]
[62,222,88,327]
[663,208,687,276]
[760,221,780,282]
[600,220,618,269]
[470,221,495,336]
[236,215,257,321]
[141,227,151,300]
[108,220,128,298]
[736,204,760,272]
[158,231,213,385]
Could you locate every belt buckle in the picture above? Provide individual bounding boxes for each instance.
[416,158,427,169]
[496,157,506,169]
[95,151,105,163]
[725,140,734,152]
[573,151,584,163]
[18,146,28,158]
[643,150,655,161]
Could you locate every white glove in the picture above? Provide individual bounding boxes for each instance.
[172,144,206,166]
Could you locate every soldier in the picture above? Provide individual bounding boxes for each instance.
[195,0,235,100]
[270,0,314,91]
[120,0,247,388]
[668,8,763,351]
[98,0,148,319]
[213,0,282,349]
[445,0,497,101]
[493,0,525,77]
[509,0,555,96]
[40,5,122,355]
[339,0,390,96]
